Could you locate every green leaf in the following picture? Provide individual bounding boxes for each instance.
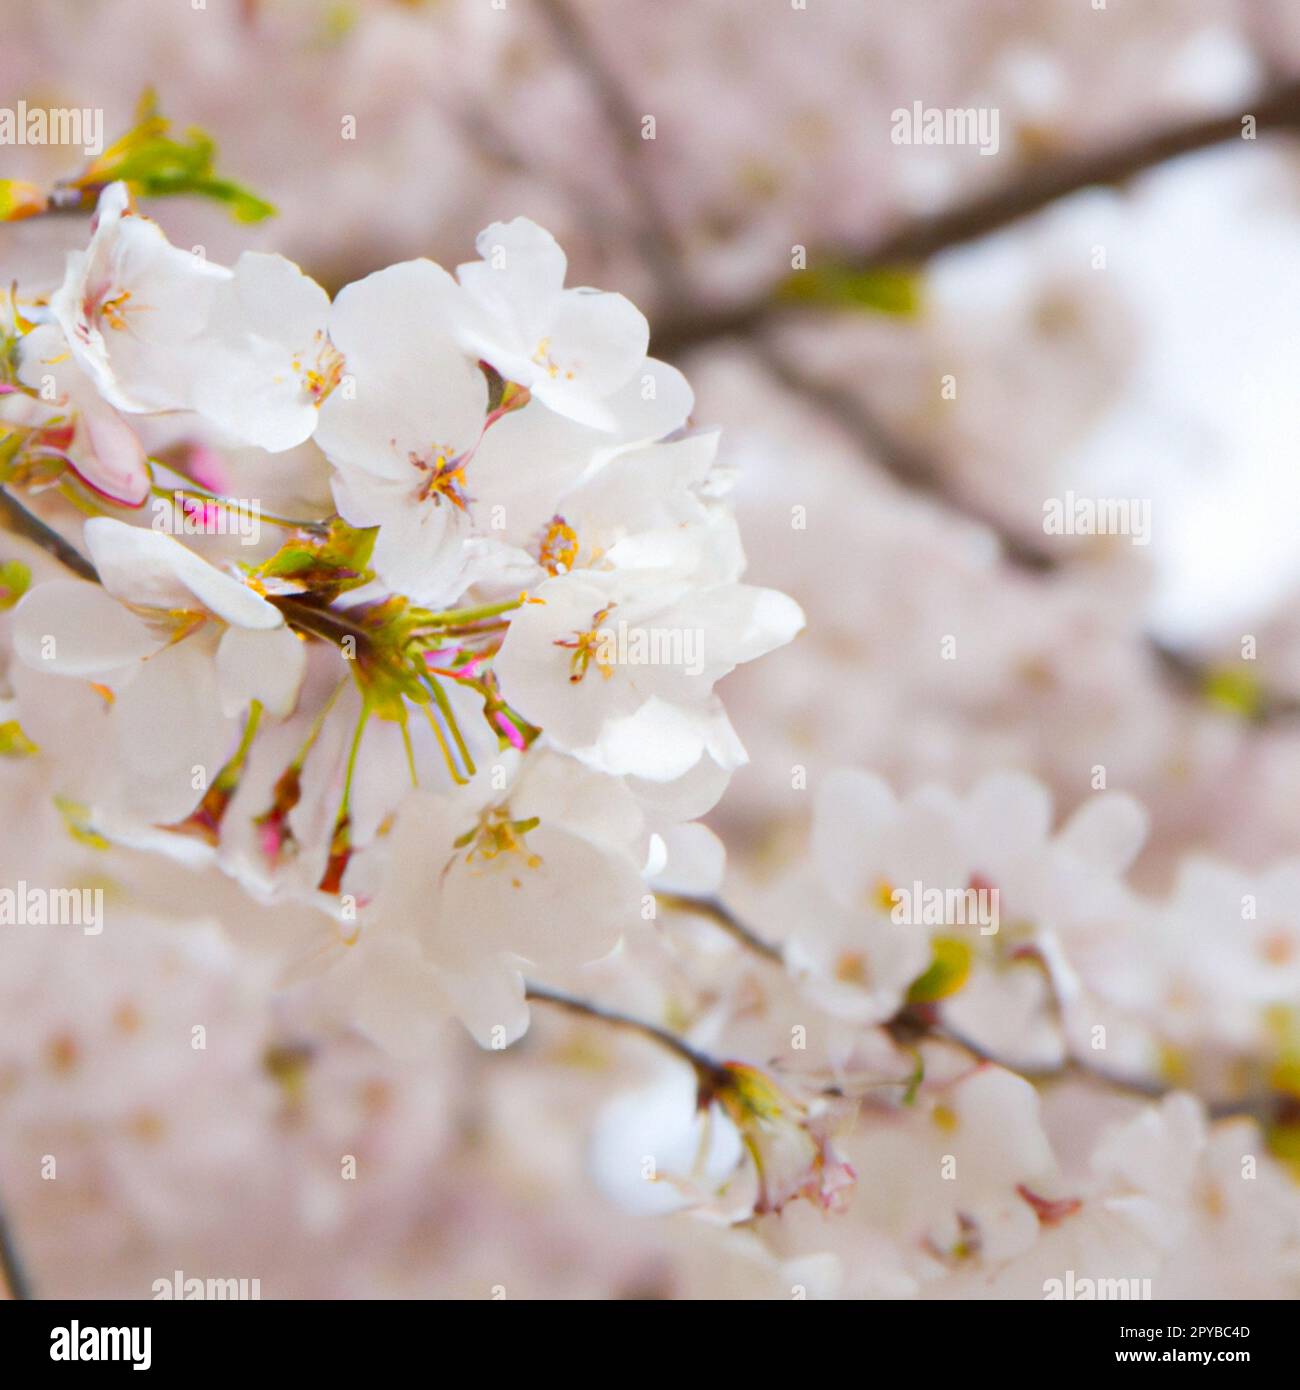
[0,558,31,609]
[253,517,376,597]
[1201,666,1261,719]
[906,937,973,1004]
[0,719,38,757]
[62,89,275,223]
[777,263,922,317]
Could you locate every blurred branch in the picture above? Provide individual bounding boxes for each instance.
[534,0,691,299]
[0,1200,32,1300]
[892,1009,1272,1123]
[750,335,1059,571]
[0,486,98,582]
[656,891,783,962]
[654,76,1300,357]
[1152,640,1300,724]
[749,336,1300,724]
[665,891,1280,1123]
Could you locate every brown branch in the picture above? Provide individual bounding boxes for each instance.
[524,979,728,1085]
[656,890,783,962]
[534,0,691,301]
[749,335,1059,571]
[896,1010,1276,1125]
[0,486,99,582]
[749,334,1300,722]
[0,1199,32,1300]
[653,77,1300,358]
[664,891,1279,1122]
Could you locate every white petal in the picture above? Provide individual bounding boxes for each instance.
[13,579,160,675]
[318,260,485,481]
[108,640,237,824]
[459,217,568,355]
[84,518,281,628]
[1057,793,1148,874]
[216,624,307,719]
[650,822,726,896]
[192,253,332,452]
[530,286,649,424]
[436,962,530,1051]
[227,251,331,348]
[812,769,897,905]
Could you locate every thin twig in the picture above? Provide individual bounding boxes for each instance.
[663,891,1279,1122]
[525,979,727,1084]
[534,0,691,301]
[656,890,783,963]
[0,1201,32,1300]
[0,486,98,582]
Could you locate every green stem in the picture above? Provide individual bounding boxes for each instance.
[418,594,528,628]
[149,482,328,536]
[337,704,370,824]
[423,673,476,779]
[215,699,263,788]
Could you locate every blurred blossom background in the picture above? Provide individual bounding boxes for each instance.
[4,0,1300,1300]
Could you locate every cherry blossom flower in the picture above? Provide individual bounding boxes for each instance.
[9,321,150,506]
[328,752,649,1049]
[12,518,304,823]
[453,217,650,430]
[48,181,229,414]
[190,251,339,452]
[494,567,802,780]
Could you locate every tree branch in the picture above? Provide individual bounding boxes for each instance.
[525,979,728,1085]
[663,892,1279,1122]
[656,890,783,962]
[0,486,98,582]
[654,77,1300,357]
[534,0,692,301]
[0,1200,32,1300]
[750,334,1059,570]
[749,334,1300,722]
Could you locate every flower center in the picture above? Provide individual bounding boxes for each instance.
[293,332,344,406]
[410,446,472,511]
[531,336,576,382]
[88,285,133,332]
[454,807,543,886]
[538,515,579,576]
[554,603,617,683]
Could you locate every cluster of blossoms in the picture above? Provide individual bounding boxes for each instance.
[3,50,1300,1287]
[0,182,802,1052]
[565,761,1300,1292]
[736,766,1300,1101]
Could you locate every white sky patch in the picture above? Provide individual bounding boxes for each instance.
[934,142,1300,647]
